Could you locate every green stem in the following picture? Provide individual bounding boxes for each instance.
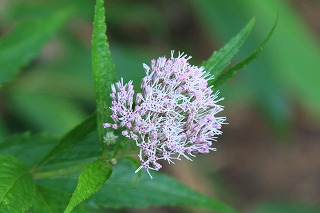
[32,164,86,180]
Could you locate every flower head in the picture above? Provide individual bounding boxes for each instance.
[104,51,226,178]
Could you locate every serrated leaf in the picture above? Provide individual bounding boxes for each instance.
[202,17,255,78]
[0,6,73,88]
[213,15,278,88]
[64,160,112,213]
[0,155,35,213]
[0,133,58,168]
[35,114,97,169]
[91,160,238,213]
[92,0,116,144]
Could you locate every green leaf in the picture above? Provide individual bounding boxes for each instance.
[213,15,278,88]
[29,185,87,213]
[0,133,58,168]
[44,132,100,166]
[30,185,71,213]
[91,160,238,213]
[0,155,35,212]
[191,0,320,133]
[125,157,142,187]
[0,131,100,179]
[0,6,73,88]
[32,132,101,180]
[64,160,112,213]
[35,114,97,169]
[35,177,79,196]
[92,0,116,144]
[202,17,255,78]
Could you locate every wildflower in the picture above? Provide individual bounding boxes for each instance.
[104,51,226,178]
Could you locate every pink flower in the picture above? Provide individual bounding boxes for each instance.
[104,51,226,178]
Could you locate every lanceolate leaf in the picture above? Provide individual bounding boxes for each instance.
[44,131,100,166]
[92,0,116,145]
[30,185,87,213]
[31,186,70,213]
[213,15,278,88]
[0,7,73,88]
[0,133,58,168]
[0,155,35,213]
[35,114,97,169]
[0,130,100,177]
[64,160,112,213]
[91,160,238,213]
[202,17,255,78]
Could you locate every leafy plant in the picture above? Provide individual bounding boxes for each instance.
[0,0,277,212]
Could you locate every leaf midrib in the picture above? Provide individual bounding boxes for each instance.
[0,171,27,202]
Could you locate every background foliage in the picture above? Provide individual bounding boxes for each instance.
[1,0,320,212]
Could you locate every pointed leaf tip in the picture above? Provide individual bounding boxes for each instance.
[202,17,255,79]
[92,0,116,146]
[64,160,112,213]
[213,14,278,88]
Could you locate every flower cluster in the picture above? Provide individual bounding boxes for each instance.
[103,51,226,178]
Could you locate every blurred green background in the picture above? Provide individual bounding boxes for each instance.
[1,0,320,212]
